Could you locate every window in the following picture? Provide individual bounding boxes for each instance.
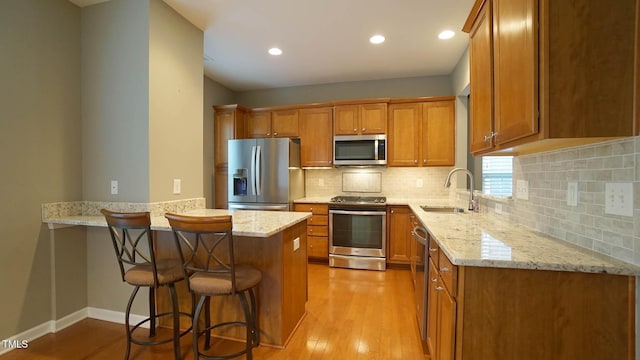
[482,156,513,197]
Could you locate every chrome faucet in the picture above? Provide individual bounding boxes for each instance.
[444,168,477,211]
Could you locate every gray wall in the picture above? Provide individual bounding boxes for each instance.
[235,75,453,108]
[0,0,86,339]
[82,0,150,202]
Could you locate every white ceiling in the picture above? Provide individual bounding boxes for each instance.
[71,0,475,92]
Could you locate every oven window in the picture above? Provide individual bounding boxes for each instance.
[332,212,383,249]
[335,140,376,161]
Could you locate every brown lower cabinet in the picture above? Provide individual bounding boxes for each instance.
[424,233,635,360]
[294,203,329,261]
[387,206,412,265]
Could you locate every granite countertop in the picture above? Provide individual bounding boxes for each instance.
[408,202,640,276]
[44,209,311,238]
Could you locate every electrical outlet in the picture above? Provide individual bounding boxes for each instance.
[495,203,503,214]
[516,180,529,200]
[110,180,118,195]
[293,237,300,251]
[567,182,578,207]
[605,182,634,217]
[416,178,424,188]
[173,179,181,194]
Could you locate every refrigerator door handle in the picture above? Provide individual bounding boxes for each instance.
[250,145,257,195]
[256,145,262,196]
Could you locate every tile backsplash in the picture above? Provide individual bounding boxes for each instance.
[305,167,454,199]
[480,137,640,266]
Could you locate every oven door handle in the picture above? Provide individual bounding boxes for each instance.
[329,209,386,216]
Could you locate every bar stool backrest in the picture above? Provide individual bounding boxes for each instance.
[164,213,237,294]
[100,209,158,286]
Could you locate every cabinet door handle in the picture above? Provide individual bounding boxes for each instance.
[435,286,444,291]
[431,278,438,283]
[267,132,271,136]
[484,135,492,142]
[440,267,450,272]
[429,248,437,252]
[273,132,278,136]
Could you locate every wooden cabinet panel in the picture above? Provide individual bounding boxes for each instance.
[389,100,455,167]
[437,284,456,360]
[294,203,329,261]
[214,167,228,209]
[492,0,538,145]
[213,105,247,209]
[360,103,387,134]
[334,103,387,135]
[387,206,412,264]
[388,103,421,167]
[246,111,272,138]
[468,0,494,153]
[308,236,328,259]
[426,258,438,357]
[307,225,328,237]
[422,101,455,166]
[272,109,299,137]
[299,107,333,167]
[464,0,638,155]
[334,105,359,135]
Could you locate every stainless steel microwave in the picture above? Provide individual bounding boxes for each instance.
[333,134,387,166]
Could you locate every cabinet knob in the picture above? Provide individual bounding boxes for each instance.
[431,278,438,283]
[440,267,450,272]
[391,209,394,213]
[414,159,418,164]
[435,286,444,291]
[310,244,313,248]
[362,128,366,132]
[267,132,271,136]
[353,128,357,132]
[423,159,427,163]
[483,135,491,142]
[273,132,278,136]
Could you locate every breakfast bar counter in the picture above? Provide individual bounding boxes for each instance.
[43,202,311,348]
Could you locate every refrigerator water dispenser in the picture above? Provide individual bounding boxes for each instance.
[233,169,248,196]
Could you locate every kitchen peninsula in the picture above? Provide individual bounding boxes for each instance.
[42,200,310,348]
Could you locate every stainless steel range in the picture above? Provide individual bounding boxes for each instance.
[328,195,387,271]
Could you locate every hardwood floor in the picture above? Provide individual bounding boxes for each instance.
[0,263,426,359]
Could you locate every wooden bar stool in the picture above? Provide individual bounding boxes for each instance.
[165,213,261,360]
[101,209,193,360]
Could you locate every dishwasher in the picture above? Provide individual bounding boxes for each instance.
[412,225,428,343]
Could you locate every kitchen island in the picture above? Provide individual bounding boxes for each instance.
[408,201,638,360]
[43,204,311,348]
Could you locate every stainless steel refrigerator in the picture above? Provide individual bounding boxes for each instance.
[227,138,305,211]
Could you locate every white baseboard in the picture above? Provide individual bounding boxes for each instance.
[87,307,149,328]
[0,307,147,356]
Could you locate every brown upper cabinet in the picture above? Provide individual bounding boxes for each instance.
[463,0,639,155]
[213,104,247,209]
[388,98,455,167]
[334,102,387,135]
[299,107,333,167]
[246,109,299,138]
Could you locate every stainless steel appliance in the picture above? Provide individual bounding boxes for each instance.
[412,225,428,344]
[333,134,387,166]
[328,195,387,271]
[228,138,304,211]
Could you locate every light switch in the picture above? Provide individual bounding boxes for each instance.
[516,180,529,200]
[173,179,181,194]
[605,182,633,217]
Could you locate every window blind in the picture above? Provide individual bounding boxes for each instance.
[482,156,513,197]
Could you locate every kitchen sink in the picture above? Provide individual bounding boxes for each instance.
[420,205,466,214]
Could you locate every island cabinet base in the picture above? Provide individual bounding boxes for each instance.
[455,266,635,360]
[156,221,308,348]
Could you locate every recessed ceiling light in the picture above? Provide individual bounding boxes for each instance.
[268,47,283,56]
[369,35,385,45]
[438,30,455,40]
